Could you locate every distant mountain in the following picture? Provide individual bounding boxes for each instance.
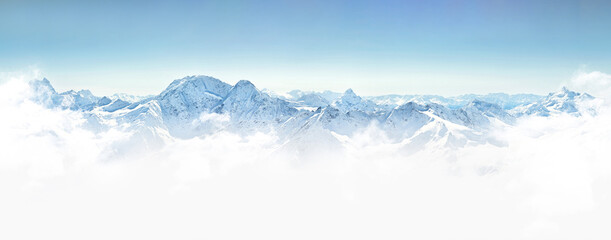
[29,78,100,110]
[110,93,154,103]
[27,76,598,153]
[511,87,595,117]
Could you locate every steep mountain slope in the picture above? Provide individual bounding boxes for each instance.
[158,75,232,121]
[213,80,296,120]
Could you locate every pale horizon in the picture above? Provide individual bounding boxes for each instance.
[3,68,594,98]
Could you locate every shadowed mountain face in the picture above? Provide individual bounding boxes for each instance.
[27,75,599,150]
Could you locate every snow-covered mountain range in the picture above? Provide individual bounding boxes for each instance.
[28,75,598,151]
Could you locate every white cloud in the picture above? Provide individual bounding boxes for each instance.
[570,70,611,99]
[1,72,611,239]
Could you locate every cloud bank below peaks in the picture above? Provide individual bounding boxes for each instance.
[0,71,610,240]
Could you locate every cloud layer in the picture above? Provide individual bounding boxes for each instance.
[1,72,611,240]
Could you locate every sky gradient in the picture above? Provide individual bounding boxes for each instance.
[2,0,611,96]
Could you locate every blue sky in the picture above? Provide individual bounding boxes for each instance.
[1,0,611,96]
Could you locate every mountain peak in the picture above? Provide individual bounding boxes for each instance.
[29,78,57,95]
[235,80,256,88]
[77,89,94,97]
[185,75,218,81]
[549,86,580,99]
[561,86,570,92]
[98,96,112,106]
[161,75,232,98]
[225,80,260,99]
[169,75,220,87]
[344,88,356,96]
[231,80,258,93]
[339,88,361,104]
[467,99,499,109]
[464,100,508,119]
